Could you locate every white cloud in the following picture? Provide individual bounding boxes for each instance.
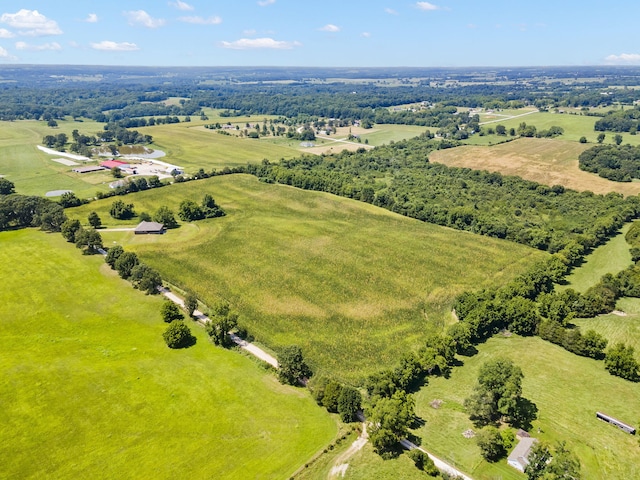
[15,41,61,51]
[361,32,371,38]
[169,0,194,11]
[416,2,439,11]
[219,37,301,50]
[385,8,398,15]
[243,29,257,36]
[179,16,222,25]
[0,28,14,38]
[0,46,10,57]
[91,41,139,52]
[0,9,62,36]
[605,53,640,65]
[319,24,340,32]
[258,0,276,5]
[124,10,166,28]
[85,13,98,23]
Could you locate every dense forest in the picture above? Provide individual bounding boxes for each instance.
[579,144,640,181]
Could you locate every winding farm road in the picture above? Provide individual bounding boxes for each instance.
[400,439,474,480]
[157,287,279,368]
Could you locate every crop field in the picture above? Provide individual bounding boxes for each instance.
[574,297,640,354]
[430,137,640,196]
[67,174,546,381]
[560,223,633,293]
[410,335,640,480]
[0,229,336,480]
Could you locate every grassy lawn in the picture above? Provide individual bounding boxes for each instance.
[430,138,640,196]
[411,335,640,480]
[559,223,633,293]
[0,229,336,479]
[68,174,546,382]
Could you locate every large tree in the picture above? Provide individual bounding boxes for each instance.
[277,345,312,385]
[153,206,178,228]
[0,178,15,195]
[604,343,639,381]
[162,320,195,349]
[367,390,415,456]
[464,357,531,426]
[161,300,184,323]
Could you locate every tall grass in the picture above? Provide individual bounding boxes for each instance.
[69,174,546,381]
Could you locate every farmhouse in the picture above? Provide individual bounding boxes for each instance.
[507,437,537,472]
[134,221,166,235]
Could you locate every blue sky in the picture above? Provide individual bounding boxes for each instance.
[1,1,639,67]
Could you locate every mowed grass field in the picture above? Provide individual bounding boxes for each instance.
[575,297,640,354]
[0,229,336,479]
[430,137,640,196]
[68,175,546,381]
[559,223,633,293]
[409,335,640,480]
[136,122,301,170]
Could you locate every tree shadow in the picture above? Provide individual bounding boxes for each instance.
[511,397,538,431]
[406,432,422,447]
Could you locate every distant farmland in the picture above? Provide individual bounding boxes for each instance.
[430,138,640,196]
[69,174,546,381]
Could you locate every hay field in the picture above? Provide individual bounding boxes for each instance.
[430,138,640,196]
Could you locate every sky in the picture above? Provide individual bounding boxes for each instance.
[1,1,640,67]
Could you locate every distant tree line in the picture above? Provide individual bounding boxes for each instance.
[579,144,640,182]
[0,182,67,232]
[594,106,640,133]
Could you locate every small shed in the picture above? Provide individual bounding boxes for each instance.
[508,437,537,472]
[134,221,166,235]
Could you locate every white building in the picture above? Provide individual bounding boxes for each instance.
[507,437,537,472]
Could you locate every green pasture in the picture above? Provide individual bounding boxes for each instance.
[472,110,640,146]
[0,120,113,198]
[0,229,336,479]
[559,223,633,293]
[68,174,546,382]
[357,124,429,146]
[136,122,300,171]
[574,297,640,355]
[410,335,640,480]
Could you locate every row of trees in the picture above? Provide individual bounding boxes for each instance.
[244,135,640,253]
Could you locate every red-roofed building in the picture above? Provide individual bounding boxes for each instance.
[100,160,129,169]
